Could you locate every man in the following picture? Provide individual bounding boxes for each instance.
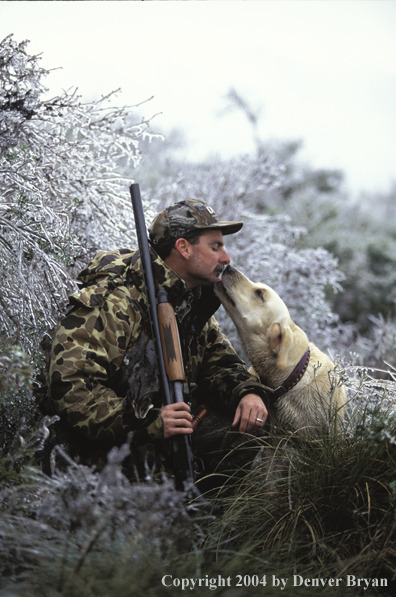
[47,199,268,478]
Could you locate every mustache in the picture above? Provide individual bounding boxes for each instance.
[214,264,226,276]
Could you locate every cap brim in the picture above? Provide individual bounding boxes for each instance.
[195,221,243,236]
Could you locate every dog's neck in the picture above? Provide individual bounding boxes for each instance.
[251,346,311,394]
[270,348,311,399]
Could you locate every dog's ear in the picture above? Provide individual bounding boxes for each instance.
[269,322,293,371]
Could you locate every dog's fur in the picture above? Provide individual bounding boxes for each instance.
[215,266,347,435]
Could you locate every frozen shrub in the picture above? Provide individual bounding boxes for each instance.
[0,442,204,593]
[142,155,346,357]
[0,35,159,354]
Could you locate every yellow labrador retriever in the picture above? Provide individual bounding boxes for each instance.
[215,266,347,435]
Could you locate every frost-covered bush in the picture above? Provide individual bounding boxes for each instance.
[147,151,283,216]
[0,442,203,594]
[0,343,37,457]
[0,344,33,395]
[0,35,159,354]
[348,314,396,371]
[142,154,347,357]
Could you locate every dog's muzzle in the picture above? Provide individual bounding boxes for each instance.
[222,265,237,278]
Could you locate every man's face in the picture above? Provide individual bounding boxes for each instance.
[185,230,231,288]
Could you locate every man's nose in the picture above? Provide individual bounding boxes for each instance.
[220,248,231,265]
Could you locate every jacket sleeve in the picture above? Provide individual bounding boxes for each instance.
[48,287,164,448]
[195,316,268,412]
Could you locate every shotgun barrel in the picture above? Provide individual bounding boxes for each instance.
[130,183,195,491]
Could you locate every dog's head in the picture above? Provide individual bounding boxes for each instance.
[215,266,308,371]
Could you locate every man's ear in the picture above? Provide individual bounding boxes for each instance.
[269,322,293,371]
[174,238,191,260]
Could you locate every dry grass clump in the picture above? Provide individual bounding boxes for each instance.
[210,368,396,592]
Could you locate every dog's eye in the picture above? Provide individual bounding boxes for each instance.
[255,289,265,301]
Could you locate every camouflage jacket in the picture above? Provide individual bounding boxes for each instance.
[48,248,267,455]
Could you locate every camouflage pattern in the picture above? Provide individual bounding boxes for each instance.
[149,199,243,247]
[47,247,267,474]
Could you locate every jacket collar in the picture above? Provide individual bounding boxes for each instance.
[128,249,221,335]
[128,248,187,307]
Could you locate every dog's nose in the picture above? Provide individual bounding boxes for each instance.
[224,265,237,275]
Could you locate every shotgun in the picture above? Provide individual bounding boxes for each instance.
[129,183,196,492]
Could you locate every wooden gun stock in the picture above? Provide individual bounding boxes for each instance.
[157,289,207,430]
[157,288,185,384]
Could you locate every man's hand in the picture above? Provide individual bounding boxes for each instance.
[160,402,193,439]
[232,394,268,433]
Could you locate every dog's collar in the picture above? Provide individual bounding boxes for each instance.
[270,347,311,400]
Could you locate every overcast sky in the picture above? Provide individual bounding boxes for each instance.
[2,1,396,196]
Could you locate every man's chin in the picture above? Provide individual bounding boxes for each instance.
[190,271,223,287]
[197,277,220,287]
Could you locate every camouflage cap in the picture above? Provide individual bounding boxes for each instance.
[149,199,243,246]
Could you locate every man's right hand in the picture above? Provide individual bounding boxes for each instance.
[160,402,193,439]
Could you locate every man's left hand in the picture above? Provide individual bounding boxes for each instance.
[232,394,268,433]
